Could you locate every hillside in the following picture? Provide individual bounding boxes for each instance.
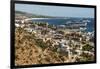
[15,27,69,65]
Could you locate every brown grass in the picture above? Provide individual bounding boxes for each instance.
[15,27,69,66]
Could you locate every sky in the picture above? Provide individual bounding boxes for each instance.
[15,3,94,18]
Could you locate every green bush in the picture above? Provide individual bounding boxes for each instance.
[35,39,47,50]
[80,52,94,61]
[82,44,93,51]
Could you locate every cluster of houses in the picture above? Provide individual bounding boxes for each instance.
[15,14,94,62]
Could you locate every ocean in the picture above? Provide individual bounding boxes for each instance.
[32,18,94,32]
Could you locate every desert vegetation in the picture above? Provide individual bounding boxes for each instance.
[15,27,70,65]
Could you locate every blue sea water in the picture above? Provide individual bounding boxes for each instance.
[32,18,94,32]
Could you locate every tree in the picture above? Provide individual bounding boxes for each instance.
[41,30,49,35]
[57,30,65,35]
[82,44,93,51]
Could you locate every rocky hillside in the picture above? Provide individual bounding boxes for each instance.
[15,27,69,66]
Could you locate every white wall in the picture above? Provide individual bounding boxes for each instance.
[0,0,99,69]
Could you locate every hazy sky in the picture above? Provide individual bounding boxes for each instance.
[15,3,94,18]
